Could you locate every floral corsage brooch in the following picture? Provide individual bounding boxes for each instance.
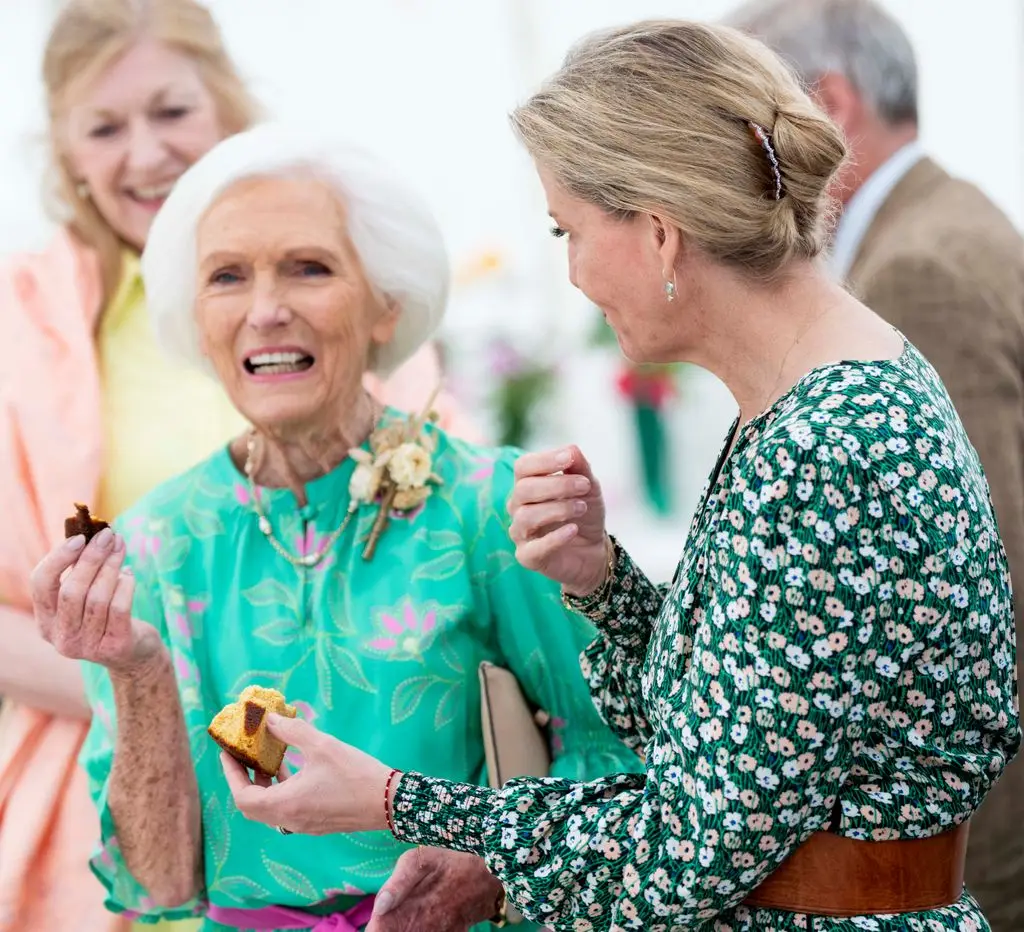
[349,389,443,560]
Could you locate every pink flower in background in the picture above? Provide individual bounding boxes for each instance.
[487,339,527,378]
[293,526,335,571]
[370,603,437,657]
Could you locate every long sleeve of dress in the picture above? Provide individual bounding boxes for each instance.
[577,543,668,753]
[468,455,646,780]
[393,437,887,930]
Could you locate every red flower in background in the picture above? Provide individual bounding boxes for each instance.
[616,364,677,409]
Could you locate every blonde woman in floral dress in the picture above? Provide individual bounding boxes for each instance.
[212,20,1020,932]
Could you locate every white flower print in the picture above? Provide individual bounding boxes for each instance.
[390,345,1018,932]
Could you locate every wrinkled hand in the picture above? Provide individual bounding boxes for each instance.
[366,848,503,932]
[509,446,608,596]
[221,714,392,835]
[31,529,162,677]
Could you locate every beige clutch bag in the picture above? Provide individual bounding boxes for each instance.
[479,661,552,789]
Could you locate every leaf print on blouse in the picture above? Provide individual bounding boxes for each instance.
[204,794,231,874]
[392,675,464,726]
[243,578,300,618]
[183,494,226,539]
[253,616,301,647]
[261,855,318,900]
[324,569,357,637]
[216,875,271,907]
[122,514,162,564]
[345,834,410,883]
[316,637,375,700]
[122,512,190,574]
[412,550,466,582]
[368,601,439,659]
[412,528,465,550]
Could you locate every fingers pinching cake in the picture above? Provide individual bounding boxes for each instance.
[65,503,110,542]
[209,686,297,777]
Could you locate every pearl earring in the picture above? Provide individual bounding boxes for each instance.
[76,182,90,200]
[664,279,676,302]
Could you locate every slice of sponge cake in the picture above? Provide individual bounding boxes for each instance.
[209,685,297,777]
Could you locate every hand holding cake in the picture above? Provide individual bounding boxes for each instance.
[219,711,396,837]
[30,504,163,677]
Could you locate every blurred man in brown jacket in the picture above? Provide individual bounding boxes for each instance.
[730,0,1024,926]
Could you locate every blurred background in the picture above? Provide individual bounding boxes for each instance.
[2,0,1022,580]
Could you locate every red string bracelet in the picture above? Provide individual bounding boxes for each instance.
[383,768,401,837]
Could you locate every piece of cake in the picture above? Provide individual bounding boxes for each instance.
[208,686,297,777]
[64,503,110,542]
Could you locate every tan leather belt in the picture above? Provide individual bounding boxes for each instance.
[744,823,969,917]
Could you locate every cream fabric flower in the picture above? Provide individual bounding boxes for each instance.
[350,462,384,503]
[388,442,432,490]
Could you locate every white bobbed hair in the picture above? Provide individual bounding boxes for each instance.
[142,122,450,378]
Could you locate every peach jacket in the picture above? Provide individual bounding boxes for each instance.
[0,229,479,932]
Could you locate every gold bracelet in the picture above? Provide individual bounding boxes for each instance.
[561,535,617,613]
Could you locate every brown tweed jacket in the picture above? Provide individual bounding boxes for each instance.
[847,157,1024,929]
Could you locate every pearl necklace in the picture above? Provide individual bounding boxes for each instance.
[243,431,358,568]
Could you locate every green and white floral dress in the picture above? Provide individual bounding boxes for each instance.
[393,342,1021,931]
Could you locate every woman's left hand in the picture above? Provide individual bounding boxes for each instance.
[220,714,393,835]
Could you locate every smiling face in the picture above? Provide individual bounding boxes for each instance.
[194,175,399,436]
[62,38,225,251]
[539,166,688,365]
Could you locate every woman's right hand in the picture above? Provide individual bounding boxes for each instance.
[30,528,162,677]
[508,446,609,597]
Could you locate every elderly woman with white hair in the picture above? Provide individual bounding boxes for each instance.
[27,124,639,932]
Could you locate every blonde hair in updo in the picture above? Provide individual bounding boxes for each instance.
[43,0,261,307]
[511,20,847,280]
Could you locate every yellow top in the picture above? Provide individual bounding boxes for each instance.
[98,254,221,929]
[96,251,247,520]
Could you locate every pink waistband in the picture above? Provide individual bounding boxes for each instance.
[206,896,375,931]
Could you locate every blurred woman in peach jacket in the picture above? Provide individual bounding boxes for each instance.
[0,3,476,931]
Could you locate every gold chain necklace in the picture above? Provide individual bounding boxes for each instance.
[243,431,358,569]
[757,304,834,418]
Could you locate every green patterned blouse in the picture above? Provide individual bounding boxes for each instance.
[393,342,1021,931]
[78,416,642,932]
